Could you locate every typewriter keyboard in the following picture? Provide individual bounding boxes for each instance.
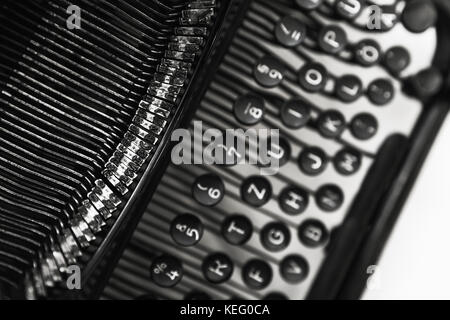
[103,0,439,300]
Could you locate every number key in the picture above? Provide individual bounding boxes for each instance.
[193,174,225,206]
[234,94,265,125]
[254,56,285,88]
[170,214,204,247]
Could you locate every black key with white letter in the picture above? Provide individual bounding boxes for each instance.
[221,215,253,245]
[298,147,328,176]
[298,62,328,92]
[241,176,272,207]
[318,25,347,54]
[298,220,329,248]
[317,110,346,139]
[315,184,344,212]
[275,16,306,47]
[281,99,311,129]
[242,259,273,290]
[202,253,233,284]
[335,75,363,102]
[280,255,309,283]
[279,186,309,216]
[260,222,291,252]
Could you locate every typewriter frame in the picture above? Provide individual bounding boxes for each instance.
[75,0,450,300]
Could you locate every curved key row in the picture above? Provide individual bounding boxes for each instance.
[103,0,438,300]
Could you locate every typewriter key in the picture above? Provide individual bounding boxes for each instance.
[275,16,307,47]
[298,147,328,175]
[384,47,411,74]
[315,184,344,212]
[354,39,381,67]
[335,75,363,102]
[170,214,204,247]
[261,222,291,252]
[280,99,311,129]
[299,62,328,92]
[367,79,394,106]
[298,220,329,248]
[279,186,309,216]
[335,0,364,20]
[254,56,286,88]
[233,94,265,125]
[150,255,183,288]
[317,110,346,139]
[193,174,225,206]
[202,253,234,284]
[334,149,362,175]
[241,176,272,207]
[242,259,273,290]
[221,215,253,245]
[280,255,309,283]
[318,25,348,54]
[350,113,378,140]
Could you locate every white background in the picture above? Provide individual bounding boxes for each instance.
[363,112,450,300]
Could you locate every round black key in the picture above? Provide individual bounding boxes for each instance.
[299,220,329,248]
[280,255,309,283]
[335,0,364,20]
[298,147,328,176]
[298,62,328,92]
[242,259,273,290]
[333,148,362,175]
[185,291,211,300]
[261,136,291,168]
[350,113,378,140]
[318,25,347,54]
[407,67,443,100]
[401,0,437,34]
[367,79,394,106]
[275,16,307,47]
[384,46,410,74]
[202,253,233,284]
[150,255,183,288]
[170,214,204,247]
[241,176,272,207]
[192,174,225,206]
[335,74,363,102]
[295,0,323,10]
[315,184,344,212]
[254,56,285,88]
[317,110,346,139]
[234,95,265,126]
[281,99,311,129]
[260,222,291,252]
[354,39,381,67]
[221,215,253,245]
[264,292,288,300]
[279,186,309,216]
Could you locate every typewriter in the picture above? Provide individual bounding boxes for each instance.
[0,0,449,300]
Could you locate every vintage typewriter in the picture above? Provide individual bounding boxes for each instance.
[0,0,449,300]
